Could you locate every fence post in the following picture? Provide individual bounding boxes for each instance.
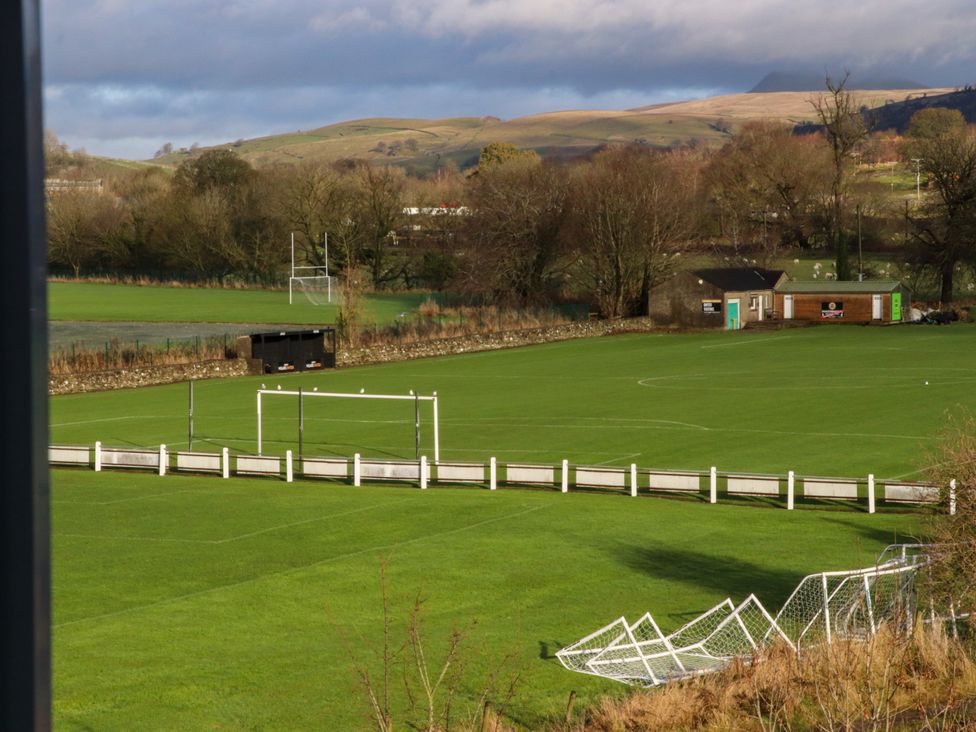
[158,444,166,477]
[787,470,795,510]
[630,464,638,497]
[420,456,428,489]
[489,457,497,490]
[867,474,875,514]
[285,450,293,483]
[561,459,568,493]
[221,447,229,479]
[949,479,957,516]
[353,453,361,487]
[94,441,101,472]
[709,466,717,504]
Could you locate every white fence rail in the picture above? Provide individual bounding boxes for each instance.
[46,442,946,511]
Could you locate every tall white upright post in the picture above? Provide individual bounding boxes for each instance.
[420,456,428,489]
[285,450,293,483]
[158,444,167,476]
[561,460,569,493]
[867,474,876,514]
[787,470,795,510]
[353,453,361,487]
[950,479,957,516]
[289,232,295,305]
[709,466,717,504]
[257,391,263,455]
[489,457,497,490]
[94,441,102,472]
[222,447,230,479]
[630,464,638,497]
[432,394,440,464]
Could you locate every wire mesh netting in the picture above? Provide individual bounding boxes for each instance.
[556,544,944,687]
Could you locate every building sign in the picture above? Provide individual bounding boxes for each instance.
[702,300,722,314]
[821,301,844,318]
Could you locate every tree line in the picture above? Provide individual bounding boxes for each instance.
[46,90,976,315]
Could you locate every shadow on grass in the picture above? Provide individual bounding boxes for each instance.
[612,543,807,611]
[816,515,926,549]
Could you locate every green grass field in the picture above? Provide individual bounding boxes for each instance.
[53,469,920,731]
[52,326,969,729]
[52,326,976,478]
[48,281,434,325]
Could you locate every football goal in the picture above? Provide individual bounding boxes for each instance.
[256,388,440,462]
[289,232,334,305]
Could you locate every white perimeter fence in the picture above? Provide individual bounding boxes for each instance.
[49,442,955,515]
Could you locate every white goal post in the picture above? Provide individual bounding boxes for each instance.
[289,231,333,305]
[256,388,440,463]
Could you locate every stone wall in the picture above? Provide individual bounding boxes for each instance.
[48,317,661,394]
[49,358,249,395]
[338,317,659,367]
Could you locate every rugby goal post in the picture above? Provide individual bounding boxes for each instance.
[256,388,440,463]
[289,231,333,305]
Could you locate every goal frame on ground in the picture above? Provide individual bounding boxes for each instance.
[256,388,440,463]
[288,231,333,305]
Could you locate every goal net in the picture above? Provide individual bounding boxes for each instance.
[557,544,943,687]
[289,232,335,305]
[256,388,440,462]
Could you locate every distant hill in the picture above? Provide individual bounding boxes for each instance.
[750,71,927,93]
[146,88,953,173]
[863,87,976,132]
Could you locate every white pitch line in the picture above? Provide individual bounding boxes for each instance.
[700,336,790,349]
[51,415,174,428]
[54,503,549,629]
[591,452,642,466]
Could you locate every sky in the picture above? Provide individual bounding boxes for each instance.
[42,0,976,160]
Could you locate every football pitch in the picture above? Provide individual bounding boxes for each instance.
[52,326,976,478]
[51,326,969,729]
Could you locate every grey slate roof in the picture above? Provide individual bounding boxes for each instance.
[777,280,903,294]
[692,268,786,292]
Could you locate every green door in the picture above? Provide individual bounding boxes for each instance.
[891,292,902,321]
[726,300,739,330]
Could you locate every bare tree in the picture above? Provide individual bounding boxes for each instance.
[811,73,869,280]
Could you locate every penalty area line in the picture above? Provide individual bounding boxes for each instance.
[53,503,549,630]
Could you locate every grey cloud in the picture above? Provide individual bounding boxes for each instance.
[40,0,976,157]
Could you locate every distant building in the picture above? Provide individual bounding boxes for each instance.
[648,268,788,330]
[774,281,910,323]
[44,178,104,194]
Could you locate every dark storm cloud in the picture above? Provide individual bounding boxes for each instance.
[41,0,976,158]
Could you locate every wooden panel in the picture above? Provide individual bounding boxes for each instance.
[48,445,89,466]
[884,482,939,504]
[101,448,159,470]
[648,472,700,492]
[236,455,280,476]
[505,463,555,485]
[727,475,780,496]
[436,462,484,483]
[803,478,858,499]
[175,451,222,473]
[576,467,628,489]
[302,458,348,478]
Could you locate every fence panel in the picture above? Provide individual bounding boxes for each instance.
[436,462,485,484]
[647,471,701,493]
[100,447,160,470]
[575,466,628,490]
[883,481,939,504]
[175,451,222,474]
[303,457,349,479]
[360,459,430,483]
[727,474,781,497]
[236,455,281,477]
[803,478,858,500]
[505,463,555,486]
[49,445,90,467]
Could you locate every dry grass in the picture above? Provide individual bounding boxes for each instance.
[562,623,976,731]
[49,336,234,376]
[348,301,576,349]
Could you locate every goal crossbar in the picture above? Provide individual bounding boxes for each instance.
[256,389,439,462]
